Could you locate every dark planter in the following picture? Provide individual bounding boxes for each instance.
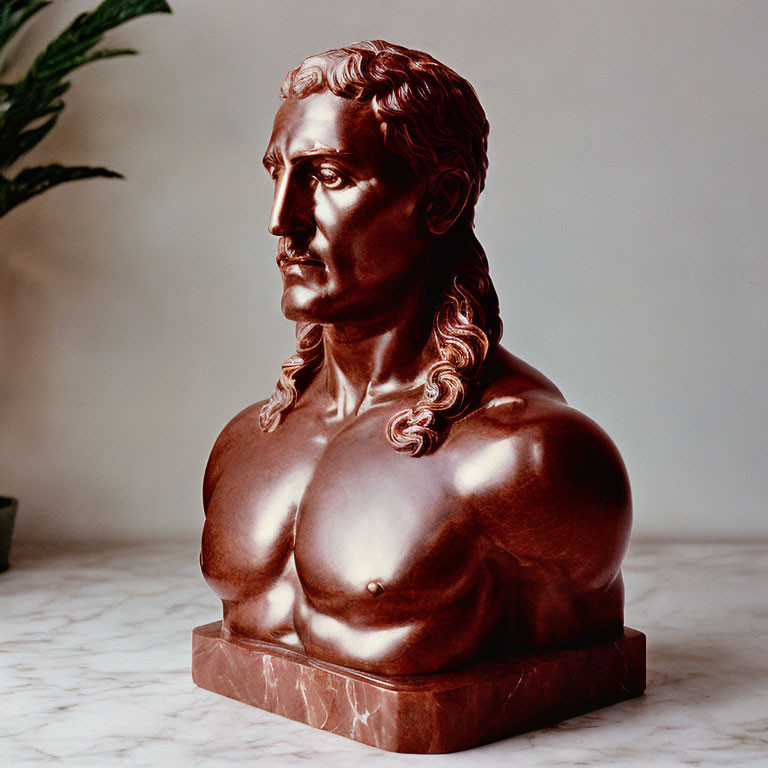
[0,497,17,572]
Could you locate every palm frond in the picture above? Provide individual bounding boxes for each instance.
[0,163,124,216]
[0,0,171,217]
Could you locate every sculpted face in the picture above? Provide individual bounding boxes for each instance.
[263,90,431,325]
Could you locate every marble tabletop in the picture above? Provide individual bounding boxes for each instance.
[2,540,767,767]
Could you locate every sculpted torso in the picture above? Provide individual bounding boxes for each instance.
[202,348,630,676]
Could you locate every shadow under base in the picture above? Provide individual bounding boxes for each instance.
[192,621,645,753]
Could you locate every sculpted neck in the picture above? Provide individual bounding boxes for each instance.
[319,290,437,419]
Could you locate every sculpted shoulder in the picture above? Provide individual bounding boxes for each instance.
[447,348,631,589]
[203,401,267,511]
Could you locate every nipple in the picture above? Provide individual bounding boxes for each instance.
[366,581,384,597]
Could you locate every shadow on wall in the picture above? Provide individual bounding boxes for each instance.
[0,0,147,510]
[0,205,131,541]
[0,111,122,532]
[0,244,54,437]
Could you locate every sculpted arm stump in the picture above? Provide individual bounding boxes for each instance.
[460,397,631,649]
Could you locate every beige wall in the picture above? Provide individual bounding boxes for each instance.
[1,0,766,542]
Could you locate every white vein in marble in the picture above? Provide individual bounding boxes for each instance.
[1,541,767,767]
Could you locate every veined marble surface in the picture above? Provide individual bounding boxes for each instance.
[2,541,766,767]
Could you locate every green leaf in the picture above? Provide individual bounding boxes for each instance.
[36,0,172,75]
[0,163,124,216]
[0,1,52,58]
[0,79,70,160]
[82,47,138,63]
[0,110,59,168]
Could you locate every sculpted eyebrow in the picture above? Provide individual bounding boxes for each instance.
[305,151,369,170]
[299,149,360,161]
[270,149,365,167]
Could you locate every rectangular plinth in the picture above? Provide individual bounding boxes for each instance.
[192,622,645,753]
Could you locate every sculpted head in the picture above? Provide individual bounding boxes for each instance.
[279,41,489,230]
[259,41,503,455]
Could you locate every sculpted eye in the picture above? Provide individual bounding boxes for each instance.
[314,165,347,189]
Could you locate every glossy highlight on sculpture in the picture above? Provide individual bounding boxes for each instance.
[192,40,645,753]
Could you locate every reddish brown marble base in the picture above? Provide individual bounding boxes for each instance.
[192,621,645,753]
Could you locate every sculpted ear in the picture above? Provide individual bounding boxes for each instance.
[426,169,472,235]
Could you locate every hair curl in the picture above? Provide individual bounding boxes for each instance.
[259,41,502,456]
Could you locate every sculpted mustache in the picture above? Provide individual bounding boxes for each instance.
[276,239,322,266]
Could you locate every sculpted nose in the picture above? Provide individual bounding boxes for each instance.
[268,172,313,237]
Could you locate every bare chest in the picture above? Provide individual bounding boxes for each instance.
[201,407,482,611]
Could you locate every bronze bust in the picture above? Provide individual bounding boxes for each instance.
[193,41,644,752]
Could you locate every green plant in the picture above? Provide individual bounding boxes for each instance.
[0,0,171,218]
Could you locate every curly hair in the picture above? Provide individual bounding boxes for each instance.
[259,41,502,456]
